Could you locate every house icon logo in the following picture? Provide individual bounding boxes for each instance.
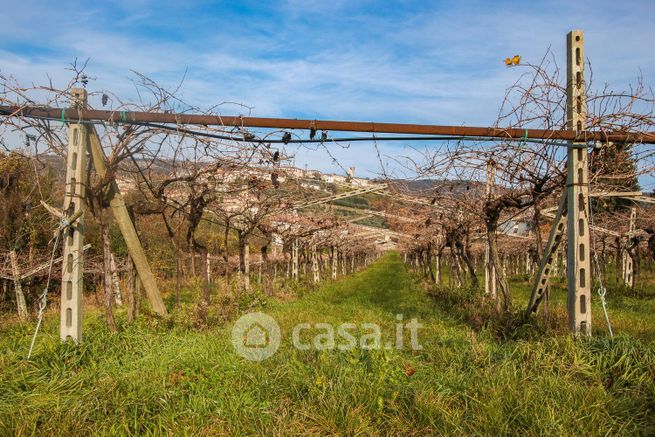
[231,312,281,361]
[244,322,269,347]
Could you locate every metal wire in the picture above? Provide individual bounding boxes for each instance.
[26,219,64,359]
[587,156,614,337]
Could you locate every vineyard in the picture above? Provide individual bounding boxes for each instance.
[1,29,655,435]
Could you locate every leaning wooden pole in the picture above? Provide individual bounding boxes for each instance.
[566,30,592,336]
[87,127,168,316]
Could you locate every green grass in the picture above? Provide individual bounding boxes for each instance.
[1,253,654,435]
[509,273,655,343]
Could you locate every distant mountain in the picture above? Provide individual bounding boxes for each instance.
[387,179,485,197]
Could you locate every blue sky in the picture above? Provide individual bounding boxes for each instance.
[1,0,654,183]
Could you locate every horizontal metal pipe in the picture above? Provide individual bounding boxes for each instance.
[1,105,654,144]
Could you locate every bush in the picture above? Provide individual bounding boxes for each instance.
[426,283,567,341]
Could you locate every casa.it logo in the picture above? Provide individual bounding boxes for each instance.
[231,312,281,362]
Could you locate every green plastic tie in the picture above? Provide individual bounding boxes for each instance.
[523,128,528,142]
[120,111,127,123]
[61,109,66,124]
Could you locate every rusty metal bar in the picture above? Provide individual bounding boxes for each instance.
[2,105,655,144]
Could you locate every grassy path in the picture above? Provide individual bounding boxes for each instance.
[1,252,654,435]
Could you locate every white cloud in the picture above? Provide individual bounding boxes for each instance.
[1,0,653,176]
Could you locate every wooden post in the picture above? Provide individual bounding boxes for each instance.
[566,30,591,336]
[60,88,87,342]
[331,246,337,279]
[485,159,497,298]
[208,256,212,287]
[525,252,530,275]
[9,251,28,320]
[552,248,559,276]
[126,257,136,322]
[291,239,299,279]
[109,253,122,306]
[302,252,307,276]
[312,247,320,283]
[502,254,507,278]
[258,254,262,284]
[622,207,637,287]
[87,128,168,316]
[244,243,250,291]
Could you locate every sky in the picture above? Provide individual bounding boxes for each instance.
[1,0,654,183]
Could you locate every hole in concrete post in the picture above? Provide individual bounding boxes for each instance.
[579,244,585,261]
[577,120,582,132]
[578,193,585,212]
[580,294,587,314]
[67,253,73,273]
[72,152,77,170]
[66,308,72,327]
[576,47,581,66]
[577,148,583,161]
[66,281,72,300]
[579,219,585,236]
[73,128,79,146]
[577,95,582,113]
[578,168,583,185]
[580,268,586,288]
[576,71,582,88]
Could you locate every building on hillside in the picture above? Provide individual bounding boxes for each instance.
[350,177,371,187]
[498,220,531,236]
